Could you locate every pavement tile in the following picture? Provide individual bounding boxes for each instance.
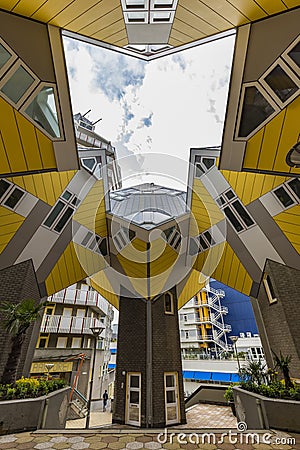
[136,437,153,443]
[162,444,181,450]
[17,443,38,450]
[144,443,162,450]
[0,443,18,449]
[89,444,109,450]
[107,442,126,450]
[52,444,71,450]
[83,440,100,445]
[33,442,54,449]
[14,437,34,444]
[32,438,52,444]
[50,439,69,444]
[118,438,135,444]
[70,443,90,450]
[125,443,143,450]
[196,444,217,450]
[101,439,118,444]
[0,436,17,444]
[67,439,85,445]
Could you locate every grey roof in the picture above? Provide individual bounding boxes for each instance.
[109,183,187,229]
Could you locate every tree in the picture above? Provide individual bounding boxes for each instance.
[0,299,47,385]
[273,351,294,389]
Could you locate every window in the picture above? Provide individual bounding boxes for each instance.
[0,43,11,68]
[81,231,93,247]
[0,179,12,201]
[224,190,235,201]
[202,157,215,170]
[0,40,16,75]
[37,334,49,348]
[43,190,79,233]
[194,156,215,178]
[72,337,82,348]
[24,85,61,138]
[263,274,277,304]
[203,231,215,246]
[273,186,295,208]
[164,292,174,315]
[231,200,254,227]
[3,187,24,210]
[264,64,298,104]
[237,85,276,138]
[1,64,36,105]
[287,178,300,200]
[198,235,208,250]
[57,337,68,348]
[288,41,300,68]
[224,206,244,232]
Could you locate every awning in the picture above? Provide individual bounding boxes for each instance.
[108,363,116,369]
[182,370,240,382]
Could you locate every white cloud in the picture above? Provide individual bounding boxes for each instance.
[63,35,235,189]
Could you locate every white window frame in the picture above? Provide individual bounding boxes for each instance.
[57,337,68,348]
[271,183,297,211]
[259,58,300,109]
[0,181,26,212]
[282,35,300,78]
[0,60,39,109]
[216,188,256,233]
[164,372,179,425]
[20,82,64,141]
[42,189,80,234]
[0,37,18,78]
[263,274,277,304]
[234,82,279,141]
[164,291,174,315]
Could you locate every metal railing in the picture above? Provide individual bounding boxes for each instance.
[41,315,104,334]
[49,290,109,315]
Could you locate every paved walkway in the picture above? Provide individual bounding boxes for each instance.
[0,404,299,450]
[66,404,237,430]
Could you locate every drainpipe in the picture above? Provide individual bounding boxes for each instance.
[146,242,153,427]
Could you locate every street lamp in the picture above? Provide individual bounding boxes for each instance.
[85,325,105,429]
[230,335,241,372]
[45,363,54,381]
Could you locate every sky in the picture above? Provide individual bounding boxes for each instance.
[63,35,235,192]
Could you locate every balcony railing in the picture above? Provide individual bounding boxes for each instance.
[41,315,104,335]
[49,290,109,315]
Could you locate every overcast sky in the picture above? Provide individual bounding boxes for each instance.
[63,35,235,192]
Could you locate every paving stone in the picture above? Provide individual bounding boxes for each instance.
[144,443,162,450]
[32,437,51,443]
[118,437,135,444]
[71,443,90,450]
[101,438,118,444]
[52,443,71,450]
[89,443,109,450]
[0,443,18,449]
[162,443,181,450]
[67,439,85,444]
[0,436,17,444]
[50,438,69,444]
[34,442,54,449]
[126,442,143,450]
[17,443,38,450]
[108,442,126,450]
[197,444,217,450]
[14,436,34,444]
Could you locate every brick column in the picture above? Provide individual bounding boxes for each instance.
[113,289,186,428]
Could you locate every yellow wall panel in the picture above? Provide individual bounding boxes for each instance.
[227,0,266,20]
[243,127,264,169]
[0,206,25,253]
[254,0,287,14]
[191,179,224,235]
[199,0,249,25]
[15,111,42,171]
[0,98,27,173]
[74,180,107,236]
[274,205,300,254]
[31,0,74,22]
[48,0,100,27]
[0,131,10,175]
[36,129,56,169]
[178,269,206,309]
[12,0,46,16]
[90,271,119,310]
[258,110,285,171]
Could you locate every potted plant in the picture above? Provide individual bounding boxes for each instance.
[232,353,300,432]
[224,385,236,416]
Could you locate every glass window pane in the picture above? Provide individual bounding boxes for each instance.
[0,179,11,200]
[273,187,294,207]
[232,200,254,227]
[202,158,215,170]
[82,158,96,171]
[0,43,12,69]
[1,66,35,104]
[129,391,139,404]
[99,238,108,256]
[204,231,215,245]
[165,375,175,387]
[238,86,275,137]
[224,206,243,232]
[166,390,176,403]
[25,86,60,138]
[62,190,72,201]
[216,196,225,206]
[130,375,140,388]
[4,187,24,209]
[44,201,65,228]
[264,65,298,103]
[287,178,300,200]
[225,190,235,200]
[288,41,300,68]
[54,206,74,233]
[81,232,93,246]
[199,235,208,250]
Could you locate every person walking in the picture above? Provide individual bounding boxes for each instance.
[102,390,108,412]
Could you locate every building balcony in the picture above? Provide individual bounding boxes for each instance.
[40,314,104,335]
[49,289,110,316]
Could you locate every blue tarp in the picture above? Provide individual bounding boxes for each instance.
[193,371,212,381]
[110,348,117,354]
[108,364,116,369]
[182,370,239,382]
[211,372,231,382]
[230,373,241,382]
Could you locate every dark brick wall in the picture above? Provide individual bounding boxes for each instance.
[256,260,300,377]
[113,291,186,428]
[0,260,42,381]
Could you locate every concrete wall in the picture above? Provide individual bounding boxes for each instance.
[0,387,70,435]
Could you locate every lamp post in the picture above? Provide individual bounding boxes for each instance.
[230,335,241,372]
[85,325,105,429]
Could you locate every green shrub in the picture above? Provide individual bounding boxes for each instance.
[0,377,67,401]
